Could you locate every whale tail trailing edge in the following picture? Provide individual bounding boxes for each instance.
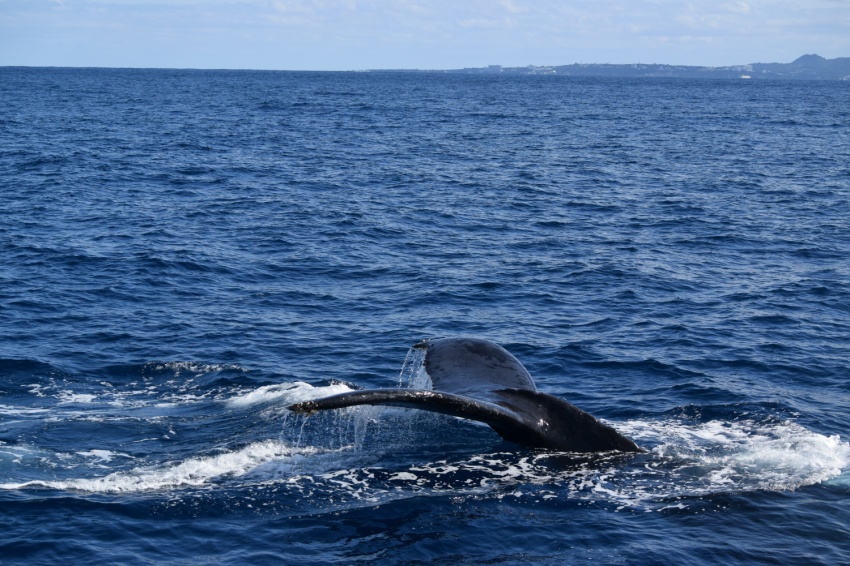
[288,388,523,430]
[287,386,642,453]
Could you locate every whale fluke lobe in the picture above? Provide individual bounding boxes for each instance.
[287,337,642,453]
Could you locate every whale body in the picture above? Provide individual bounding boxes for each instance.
[287,337,642,453]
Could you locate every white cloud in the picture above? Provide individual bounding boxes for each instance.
[458,17,517,29]
[500,0,527,14]
[272,1,312,14]
[724,1,751,14]
[401,1,428,15]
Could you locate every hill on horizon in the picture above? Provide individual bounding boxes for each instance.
[374,54,850,80]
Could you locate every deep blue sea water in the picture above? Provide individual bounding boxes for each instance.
[1,67,849,565]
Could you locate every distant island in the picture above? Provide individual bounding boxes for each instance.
[370,54,850,80]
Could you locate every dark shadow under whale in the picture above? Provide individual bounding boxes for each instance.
[287,337,642,453]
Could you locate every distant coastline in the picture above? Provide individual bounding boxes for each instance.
[369,54,850,80]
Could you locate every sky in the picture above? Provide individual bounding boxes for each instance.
[1,0,849,70]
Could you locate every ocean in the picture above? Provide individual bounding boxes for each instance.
[0,67,848,565]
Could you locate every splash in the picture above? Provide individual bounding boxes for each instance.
[396,345,429,389]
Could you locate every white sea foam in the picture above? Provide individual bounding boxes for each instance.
[620,418,850,486]
[57,391,97,404]
[75,450,132,463]
[0,444,35,465]
[0,404,51,416]
[148,361,244,377]
[0,440,311,493]
[603,418,849,504]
